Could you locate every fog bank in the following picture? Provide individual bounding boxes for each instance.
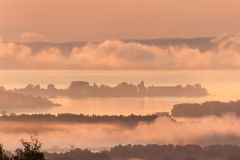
[1,35,240,69]
[1,115,240,151]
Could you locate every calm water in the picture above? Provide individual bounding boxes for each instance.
[0,70,240,115]
[1,70,240,151]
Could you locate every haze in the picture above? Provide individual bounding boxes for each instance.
[2,115,240,151]
[0,0,240,41]
[1,0,240,158]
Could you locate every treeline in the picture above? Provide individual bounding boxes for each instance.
[0,137,45,160]
[4,99,240,123]
[0,113,165,126]
[45,144,240,160]
[3,139,240,160]
[3,100,240,121]
[11,81,208,98]
[172,101,240,117]
[0,90,60,111]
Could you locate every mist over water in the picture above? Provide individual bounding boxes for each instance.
[0,69,239,152]
[2,0,240,158]
[2,115,240,152]
[0,70,239,114]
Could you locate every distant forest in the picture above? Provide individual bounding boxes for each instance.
[10,81,209,98]
[2,139,240,160]
[0,113,168,126]
[172,101,240,117]
[45,144,240,160]
[2,100,240,124]
[0,89,60,111]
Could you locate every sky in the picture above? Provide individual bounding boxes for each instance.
[1,35,240,69]
[1,0,240,70]
[0,0,240,41]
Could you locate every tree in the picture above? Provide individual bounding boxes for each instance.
[13,137,45,160]
[0,144,10,160]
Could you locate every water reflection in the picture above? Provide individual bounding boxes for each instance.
[45,95,240,115]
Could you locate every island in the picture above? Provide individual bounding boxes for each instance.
[11,81,209,98]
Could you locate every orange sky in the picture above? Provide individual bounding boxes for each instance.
[0,0,240,41]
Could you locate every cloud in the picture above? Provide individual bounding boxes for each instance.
[1,35,240,69]
[2,115,240,150]
[19,32,46,42]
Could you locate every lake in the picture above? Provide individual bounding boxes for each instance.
[0,70,240,115]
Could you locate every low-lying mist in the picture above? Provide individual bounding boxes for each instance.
[1,35,240,69]
[1,114,240,152]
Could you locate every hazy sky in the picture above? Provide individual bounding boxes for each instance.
[0,0,240,41]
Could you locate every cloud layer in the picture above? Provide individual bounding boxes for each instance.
[2,115,240,151]
[19,32,46,42]
[1,35,240,69]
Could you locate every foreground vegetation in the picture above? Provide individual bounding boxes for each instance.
[0,137,45,160]
[2,138,240,160]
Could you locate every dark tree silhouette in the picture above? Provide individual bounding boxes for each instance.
[0,113,164,127]
[0,144,10,160]
[13,137,45,160]
[45,144,240,160]
[12,81,209,98]
[172,101,240,117]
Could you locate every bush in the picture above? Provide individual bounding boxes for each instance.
[0,137,45,160]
